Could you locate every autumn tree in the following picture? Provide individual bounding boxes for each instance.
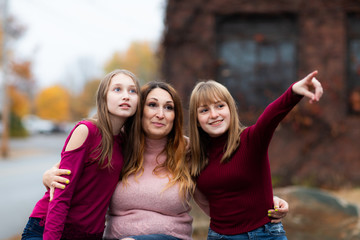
[70,78,100,121]
[35,85,70,122]
[9,85,30,117]
[1,15,32,138]
[104,41,159,84]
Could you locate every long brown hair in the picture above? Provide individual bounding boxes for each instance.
[122,81,195,201]
[189,80,245,177]
[91,69,142,168]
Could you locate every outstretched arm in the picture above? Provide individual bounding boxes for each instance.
[292,70,323,103]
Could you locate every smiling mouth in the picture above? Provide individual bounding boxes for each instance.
[209,119,223,125]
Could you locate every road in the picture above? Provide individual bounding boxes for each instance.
[0,133,67,240]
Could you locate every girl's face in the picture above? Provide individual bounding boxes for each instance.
[197,98,231,137]
[142,88,175,140]
[107,73,138,120]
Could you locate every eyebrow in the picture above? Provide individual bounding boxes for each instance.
[111,83,136,87]
[147,97,173,104]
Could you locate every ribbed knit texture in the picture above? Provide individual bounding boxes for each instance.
[104,137,193,240]
[30,120,124,240]
[196,85,302,235]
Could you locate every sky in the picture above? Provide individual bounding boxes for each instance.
[7,0,166,89]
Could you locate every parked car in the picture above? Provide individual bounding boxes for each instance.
[22,115,56,135]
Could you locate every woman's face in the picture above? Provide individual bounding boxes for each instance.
[196,98,231,137]
[142,88,175,139]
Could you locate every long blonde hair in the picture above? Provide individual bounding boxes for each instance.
[189,80,245,177]
[91,69,142,168]
[121,82,195,201]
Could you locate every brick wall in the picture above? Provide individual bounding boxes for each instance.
[161,0,360,188]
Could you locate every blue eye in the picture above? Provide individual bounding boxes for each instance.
[199,108,208,113]
[130,89,137,93]
[114,87,121,92]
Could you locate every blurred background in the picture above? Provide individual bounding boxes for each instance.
[1,0,360,239]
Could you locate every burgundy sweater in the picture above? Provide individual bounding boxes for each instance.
[30,120,124,240]
[196,85,302,235]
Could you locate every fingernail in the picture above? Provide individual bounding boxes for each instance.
[66,180,69,184]
[268,214,271,217]
[62,185,66,189]
[275,209,278,212]
[268,210,271,214]
[67,171,71,175]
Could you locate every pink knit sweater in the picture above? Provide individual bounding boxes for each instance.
[103,137,193,240]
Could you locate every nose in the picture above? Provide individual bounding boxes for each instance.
[209,108,219,118]
[156,108,165,119]
[122,91,130,100]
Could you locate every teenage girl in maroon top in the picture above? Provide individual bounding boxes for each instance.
[189,71,323,239]
[21,69,141,240]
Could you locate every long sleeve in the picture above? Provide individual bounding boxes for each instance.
[43,130,90,240]
[251,84,303,148]
[29,120,123,240]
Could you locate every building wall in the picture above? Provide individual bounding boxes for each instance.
[161,0,360,188]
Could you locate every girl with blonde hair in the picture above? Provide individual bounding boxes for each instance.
[189,71,323,240]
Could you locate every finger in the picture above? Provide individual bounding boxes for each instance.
[312,78,323,101]
[268,211,287,220]
[304,70,318,83]
[275,207,288,213]
[51,181,66,190]
[54,176,70,184]
[50,187,54,202]
[56,169,71,176]
[271,218,282,223]
[302,89,316,102]
[278,198,289,210]
[273,197,280,209]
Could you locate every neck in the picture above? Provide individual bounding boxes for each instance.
[109,116,126,135]
[145,136,167,153]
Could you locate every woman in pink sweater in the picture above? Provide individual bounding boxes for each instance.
[43,82,289,240]
[21,69,141,240]
[188,71,323,239]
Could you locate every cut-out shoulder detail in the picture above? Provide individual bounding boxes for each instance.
[65,124,89,152]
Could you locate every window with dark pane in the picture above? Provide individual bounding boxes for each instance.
[216,15,297,112]
[348,13,360,114]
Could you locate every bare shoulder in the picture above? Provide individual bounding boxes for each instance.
[65,124,90,151]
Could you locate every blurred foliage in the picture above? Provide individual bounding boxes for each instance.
[70,78,100,121]
[35,85,70,122]
[11,60,33,80]
[1,16,32,138]
[9,85,30,118]
[10,112,28,137]
[104,41,159,84]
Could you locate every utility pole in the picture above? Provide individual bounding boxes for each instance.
[1,0,10,158]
